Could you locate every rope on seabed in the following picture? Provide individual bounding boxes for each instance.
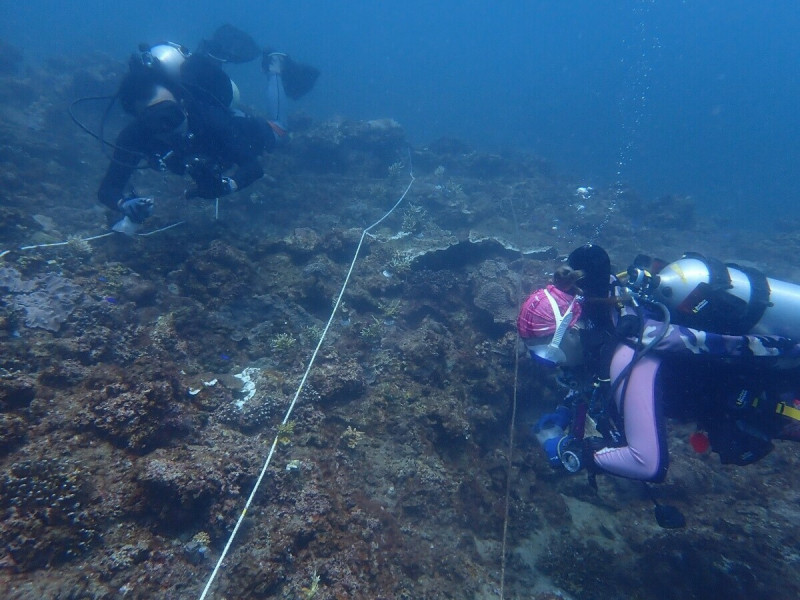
[498,195,524,600]
[4,221,186,254]
[197,164,415,600]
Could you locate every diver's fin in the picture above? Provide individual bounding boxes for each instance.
[642,482,686,529]
[200,24,260,63]
[281,57,320,99]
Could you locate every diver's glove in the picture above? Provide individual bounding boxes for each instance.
[117,196,154,223]
[582,437,606,470]
[220,176,238,195]
[185,176,238,200]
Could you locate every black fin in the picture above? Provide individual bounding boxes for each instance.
[200,24,260,63]
[282,57,320,100]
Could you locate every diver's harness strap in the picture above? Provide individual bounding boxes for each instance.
[587,376,624,446]
[679,253,771,334]
[683,252,730,289]
[776,401,800,422]
[726,262,771,333]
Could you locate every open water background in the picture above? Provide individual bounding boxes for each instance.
[4,0,800,229]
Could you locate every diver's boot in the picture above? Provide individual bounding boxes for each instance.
[262,48,287,75]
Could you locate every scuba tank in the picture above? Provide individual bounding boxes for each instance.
[646,253,800,338]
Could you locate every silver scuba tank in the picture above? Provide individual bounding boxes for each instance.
[650,254,800,339]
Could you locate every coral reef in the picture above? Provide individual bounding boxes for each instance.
[0,457,100,571]
[0,267,82,331]
[0,48,798,600]
[83,370,190,453]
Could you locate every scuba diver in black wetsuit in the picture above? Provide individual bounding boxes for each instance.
[96,24,319,233]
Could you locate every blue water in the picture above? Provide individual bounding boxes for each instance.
[4,1,800,228]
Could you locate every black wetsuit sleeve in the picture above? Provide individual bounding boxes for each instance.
[229,116,277,189]
[97,122,148,211]
[189,102,274,192]
[229,119,281,190]
[231,156,264,190]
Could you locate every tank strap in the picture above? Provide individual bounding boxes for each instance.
[726,262,771,333]
[680,253,771,334]
[683,252,731,290]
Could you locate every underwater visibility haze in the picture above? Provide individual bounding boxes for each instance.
[5,1,800,227]
[2,1,800,599]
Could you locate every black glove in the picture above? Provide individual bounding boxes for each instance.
[582,436,608,475]
[185,176,238,200]
[118,196,154,223]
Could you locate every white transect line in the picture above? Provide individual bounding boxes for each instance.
[198,165,415,600]
[7,221,186,254]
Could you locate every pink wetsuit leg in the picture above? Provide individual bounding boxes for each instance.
[593,344,665,481]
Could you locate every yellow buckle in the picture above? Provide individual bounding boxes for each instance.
[775,402,800,422]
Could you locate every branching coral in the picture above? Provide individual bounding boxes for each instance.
[277,421,295,445]
[271,332,297,352]
[301,569,321,598]
[379,299,402,318]
[359,316,383,341]
[388,251,413,275]
[341,425,365,449]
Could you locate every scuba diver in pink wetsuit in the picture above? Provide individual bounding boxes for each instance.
[523,244,800,499]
